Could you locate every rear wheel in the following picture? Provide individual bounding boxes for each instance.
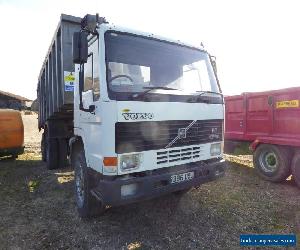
[41,132,46,162]
[291,152,300,188]
[58,139,68,168]
[46,137,59,170]
[254,144,291,182]
[72,143,105,218]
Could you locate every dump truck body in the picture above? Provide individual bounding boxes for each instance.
[225,87,300,149]
[0,109,24,157]
[225,87,300,186]
[37,14,81,129]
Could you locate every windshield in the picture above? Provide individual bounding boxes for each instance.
[105,31,220,101]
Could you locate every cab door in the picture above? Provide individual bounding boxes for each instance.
[78,36,102,172]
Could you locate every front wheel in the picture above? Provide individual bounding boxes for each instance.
[253,144,291,182]
[72,144,106,218]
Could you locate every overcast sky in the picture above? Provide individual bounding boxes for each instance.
[0,0,299,100]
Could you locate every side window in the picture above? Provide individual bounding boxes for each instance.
[83,38,100,101]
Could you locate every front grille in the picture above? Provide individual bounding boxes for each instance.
[156,146,204,165]
[115,119,223,154]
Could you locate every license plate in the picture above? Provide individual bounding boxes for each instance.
[170,172,194,184]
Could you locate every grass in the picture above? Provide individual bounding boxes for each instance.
[0,152,299,249]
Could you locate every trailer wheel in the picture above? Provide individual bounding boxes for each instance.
[46,138,59,170]
[72,143,105,218]
[41,132,46,162]
[254,144,291,182]
[291,153,300,188]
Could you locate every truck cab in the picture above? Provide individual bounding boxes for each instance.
[71,15,225,217]
[38,14,225,217]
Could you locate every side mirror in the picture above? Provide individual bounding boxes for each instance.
[72,32,88,64]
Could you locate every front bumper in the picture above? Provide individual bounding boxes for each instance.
[92,158,226,206]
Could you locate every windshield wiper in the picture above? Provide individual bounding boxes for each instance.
[187,90,223,103]
[195,90,223,97]
[131,86,179,99]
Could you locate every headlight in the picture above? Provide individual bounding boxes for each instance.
[120,153,143,171]
[210,143,221,156]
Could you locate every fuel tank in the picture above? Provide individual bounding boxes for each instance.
[0,109,24,157]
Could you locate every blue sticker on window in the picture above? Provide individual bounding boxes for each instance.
[65,85,74,91]
[64,71,75,92]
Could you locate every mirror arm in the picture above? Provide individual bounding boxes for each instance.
[88,105,96,113]
[78,64,84,110]
[209,54,222,93]
[80,104,95,113]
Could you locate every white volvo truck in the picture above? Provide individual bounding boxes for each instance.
[37,14,225,217]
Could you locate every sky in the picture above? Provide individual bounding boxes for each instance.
[0,0,300,100]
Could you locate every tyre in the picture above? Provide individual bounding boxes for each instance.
[72,143,105,218]
[58,139,68,168]
[46,138,59,170]
[254,144,291,182]
[291,153,300,188]
[11,154,18,160]
[41,132,46,162]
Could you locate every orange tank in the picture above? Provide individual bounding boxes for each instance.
[0,109,24,157]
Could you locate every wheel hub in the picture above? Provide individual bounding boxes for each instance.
[259,151,278,173]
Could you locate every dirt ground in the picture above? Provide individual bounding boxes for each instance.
[0,114,300,249]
